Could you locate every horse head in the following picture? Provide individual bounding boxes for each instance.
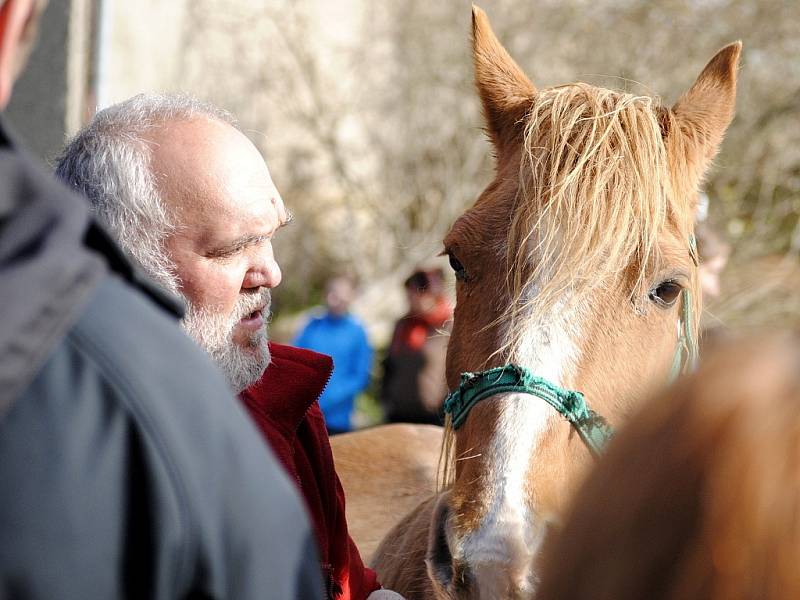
[426,7,740,598]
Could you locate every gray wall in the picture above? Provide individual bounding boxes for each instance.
[6,0,72,163]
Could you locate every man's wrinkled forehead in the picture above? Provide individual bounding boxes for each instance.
[146,117,283,218]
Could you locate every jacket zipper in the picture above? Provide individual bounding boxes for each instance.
[293,367,335,597]
[291,367,333,491]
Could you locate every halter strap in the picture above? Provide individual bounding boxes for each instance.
[443,365,613,456]
[669,288,698,381]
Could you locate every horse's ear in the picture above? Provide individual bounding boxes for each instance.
[671,42,742,180]
[472,5,536,157]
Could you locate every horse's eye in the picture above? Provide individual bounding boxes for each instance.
[448,253,467,282]
[649,280,682,308]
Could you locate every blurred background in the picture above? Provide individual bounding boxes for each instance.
[9,0,798,425]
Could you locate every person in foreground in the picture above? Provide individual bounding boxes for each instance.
[56,93,401,600]
[536,334,800,600]
[0,0,321,598]
[293,275,373,435]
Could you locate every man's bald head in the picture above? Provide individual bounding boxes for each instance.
[147,116,285,229]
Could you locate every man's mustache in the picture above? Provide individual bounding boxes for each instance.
[234,288,271,322]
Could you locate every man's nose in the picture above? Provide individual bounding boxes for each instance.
[243,249,282,289]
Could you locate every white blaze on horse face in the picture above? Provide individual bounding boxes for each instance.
[459,297,583,596]
[462,393,552,597]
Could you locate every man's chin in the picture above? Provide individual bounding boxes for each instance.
[244,340,271,371]
[217,337,271,394]
[233,322,268,345]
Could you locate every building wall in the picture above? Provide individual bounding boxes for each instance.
[98,0,188,108]
[6,0,72,161]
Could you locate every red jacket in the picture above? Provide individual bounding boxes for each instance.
[239,343,380,600]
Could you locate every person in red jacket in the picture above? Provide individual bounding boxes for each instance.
[55,94,401,600]
[381,268,453,425]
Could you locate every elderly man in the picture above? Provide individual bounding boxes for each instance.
[56,94,392,600]
[1,1,319,599]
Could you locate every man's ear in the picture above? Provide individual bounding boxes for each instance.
[472,5,536,161]
[670,42,742,183]
[0,0,42,110]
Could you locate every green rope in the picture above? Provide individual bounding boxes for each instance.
[443,365,613,456]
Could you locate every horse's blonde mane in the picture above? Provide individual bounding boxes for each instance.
[505,83,688,352]
[439,83,698,489]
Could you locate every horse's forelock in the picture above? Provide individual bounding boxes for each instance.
[498,83,697,359]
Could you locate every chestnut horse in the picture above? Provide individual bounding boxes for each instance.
[371,7,740,599]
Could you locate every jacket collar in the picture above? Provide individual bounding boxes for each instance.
[0,118,106,415]
[239,342,333,434]
[83,220,184,316]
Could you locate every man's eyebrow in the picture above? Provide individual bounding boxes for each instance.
[205,209,292,258]
[205,234,270,257]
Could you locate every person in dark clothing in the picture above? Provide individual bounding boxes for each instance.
[380,268,452,425]
[0,1,322,598]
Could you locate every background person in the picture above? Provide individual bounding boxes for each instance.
[695,218,733,354]
[380,267,452,425]
[0,1,321,598]
[293,274,373,435]
[696,220,732,302]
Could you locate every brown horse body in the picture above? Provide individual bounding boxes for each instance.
[330,424,442,563]
[370,6,740,599]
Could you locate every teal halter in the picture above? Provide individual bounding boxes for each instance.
[443,287,697,457]
[669,288,698,380]
[443,365,613,456]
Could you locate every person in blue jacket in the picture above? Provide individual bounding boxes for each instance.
[294,275,373,434]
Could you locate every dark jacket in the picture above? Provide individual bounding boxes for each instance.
[240,344,380,600]
[0,120,322,599]
[381,300,452,425]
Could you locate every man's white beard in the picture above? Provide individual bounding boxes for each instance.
[181,289,272,394]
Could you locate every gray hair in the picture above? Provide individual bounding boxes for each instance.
[55,93,238,293]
